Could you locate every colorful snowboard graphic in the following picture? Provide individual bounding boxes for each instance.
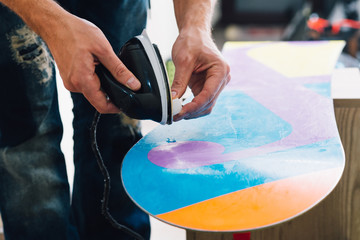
[121,41,345,231]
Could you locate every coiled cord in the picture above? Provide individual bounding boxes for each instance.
[90,110,145,240]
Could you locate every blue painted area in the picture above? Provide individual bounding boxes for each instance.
[122,137,343,215]
[121,89,343,215]
[304,82,331,98]
[144,90,293,154]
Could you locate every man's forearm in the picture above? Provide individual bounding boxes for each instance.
[0,0,69,42]
[172,0,216,33]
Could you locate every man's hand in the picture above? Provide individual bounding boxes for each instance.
[171,28,230,121]
[0,0,141,114]
[172,0,230,121]
[47,15,141,113]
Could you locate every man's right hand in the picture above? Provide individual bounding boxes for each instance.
[0,0,141,113]
[47,14,141,113]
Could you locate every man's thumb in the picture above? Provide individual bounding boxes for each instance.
[98,51,141,91]
[170,66,191,99]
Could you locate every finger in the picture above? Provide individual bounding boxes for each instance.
[185,103,215,120]
[183,82,226,119]
[173,90,217,121]
[173,101,214,122]
[95,45,141,91]
[82,73,121,113]
[174,71,230,121]
[174,85,220,121]
[171,61,193,99]
[184,74,226,115]
[187,63,230,115]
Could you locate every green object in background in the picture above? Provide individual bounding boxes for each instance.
[165,59,175,86]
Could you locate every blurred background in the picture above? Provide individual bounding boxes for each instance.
[149,0,360,62]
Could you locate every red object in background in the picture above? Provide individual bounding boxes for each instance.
[233,232,251,240]
[307,16,330,33]
[331,19,360,34]
[307,15,360,34]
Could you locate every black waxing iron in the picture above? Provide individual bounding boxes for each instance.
[95,30,181,125]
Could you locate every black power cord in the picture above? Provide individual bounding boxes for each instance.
[90,111,145,240]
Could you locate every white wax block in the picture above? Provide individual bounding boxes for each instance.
[172,98,183,116]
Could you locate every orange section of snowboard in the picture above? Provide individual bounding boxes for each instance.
[157,167,342,231]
